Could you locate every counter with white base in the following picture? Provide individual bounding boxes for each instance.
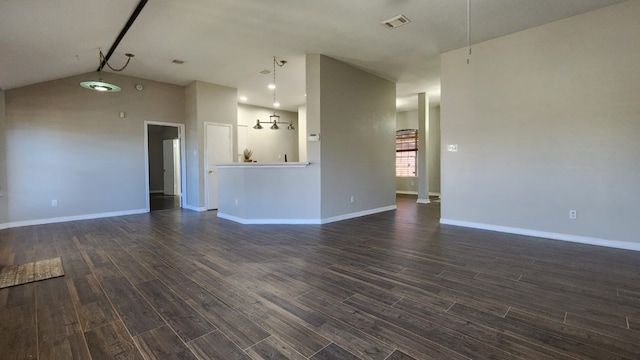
[216,162,322,224]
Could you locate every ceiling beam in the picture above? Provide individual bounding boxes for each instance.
[98,0,148,71]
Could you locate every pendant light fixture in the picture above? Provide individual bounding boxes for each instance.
[79,0,148,92]
[80,50,134,92]
[253,56,296,130]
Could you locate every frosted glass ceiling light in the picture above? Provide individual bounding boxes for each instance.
[80,50,134,93]
[80,79,121,92]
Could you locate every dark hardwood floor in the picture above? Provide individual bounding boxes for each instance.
[149,193,180,211]
[1,194,640,359]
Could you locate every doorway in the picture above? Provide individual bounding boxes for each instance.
[204,122,233,210]
[145,122,186,212]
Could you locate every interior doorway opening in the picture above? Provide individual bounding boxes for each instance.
[144,122,186,212]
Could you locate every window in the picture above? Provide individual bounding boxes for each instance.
[396,129,418,177]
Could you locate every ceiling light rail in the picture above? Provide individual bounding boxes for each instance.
[80,0,148,92]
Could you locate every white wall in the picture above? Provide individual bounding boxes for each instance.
[441,1,640,247]
[237,104,298,163]
[396,110,418,130]
[313,55,397,218]
[184,81,237,210]
[0,90,7,226]
[298,105,307,162]
[4,72,185,224]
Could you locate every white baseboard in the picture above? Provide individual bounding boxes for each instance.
[396,191,440,196]
[217,213,321,224]
[416,198,431,204]
[183,204,207,212]
[321,205,397,224]
[439,218,640,252]
[2,209,148,230]
[396,191,418,195]
[218,205,397,225]
[0,222,8,230]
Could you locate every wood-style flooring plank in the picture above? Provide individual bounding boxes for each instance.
[185,288,270,349]
[187,330,251,360]
[100,276,165,336]
[136,278,216,342]
[36,276,92,360]
[310,342,361,360]
[134,325,198,360]
[85,320,144,360]
[245,335,306,360]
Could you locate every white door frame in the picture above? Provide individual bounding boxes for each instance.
[144,121,187,212]
[204,122,233,210]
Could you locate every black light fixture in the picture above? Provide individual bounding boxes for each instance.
[80,0,148,92]
[253,56,295,130]
[80,50,134,92]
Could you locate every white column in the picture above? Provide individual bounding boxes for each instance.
[417,93,430,204]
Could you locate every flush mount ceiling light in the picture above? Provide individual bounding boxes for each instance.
[254,56,295,131]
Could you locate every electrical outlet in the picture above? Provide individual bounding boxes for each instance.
[350,196,355,204]
[234,198,239,206]
[51,200,58,207]
[569,210,577,219]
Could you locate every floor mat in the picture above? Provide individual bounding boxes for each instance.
[0,257,64,289]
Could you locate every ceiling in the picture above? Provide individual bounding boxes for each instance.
[0,0,628,111]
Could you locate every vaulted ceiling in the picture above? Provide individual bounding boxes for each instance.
[0,0,628,111]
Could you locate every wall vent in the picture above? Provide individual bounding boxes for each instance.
[382,15,410,29]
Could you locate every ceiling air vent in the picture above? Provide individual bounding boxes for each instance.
[259,69,271,75]
[171,59,185,64]
[382,14,410,29]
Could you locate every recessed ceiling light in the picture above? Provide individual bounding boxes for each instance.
[240,96,248,101]
[273,102,280,108]
[171,59,185,64]
[382,14,410,29]
[268,84,276,90]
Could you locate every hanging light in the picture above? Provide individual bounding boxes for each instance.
[253,56,295,130]
[80,50,134,93]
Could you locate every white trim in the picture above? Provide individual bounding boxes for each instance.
[183,204,207,212]
[144,121,187,211]
[396,191,418,195]
[217,162,310,169]
[217,213,321,224]
[429,192,441,196]
[417,198,431,204]
[2,209,147,229]
[439,218,640,252]
[321,205,397,224]
[0,223,8,230]
[204,122,234,211]
[218,205,397,225]
[149,190,164,194]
